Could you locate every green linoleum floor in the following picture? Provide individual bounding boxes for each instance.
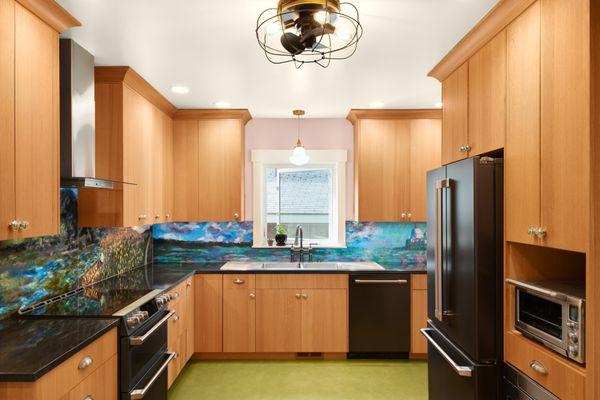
[168,360,428,400]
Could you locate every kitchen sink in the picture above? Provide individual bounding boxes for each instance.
[220,261,385,271]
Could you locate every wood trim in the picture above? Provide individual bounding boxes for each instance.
[346,109,442,125]
[173,109,252,125]
[428,0,536,81]
[94,66,177,117]
[192,352,347,360]
[15,0,80,33]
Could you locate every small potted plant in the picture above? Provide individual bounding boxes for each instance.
[274,224,288,246]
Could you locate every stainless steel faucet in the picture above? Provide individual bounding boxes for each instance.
[291,225,312,263]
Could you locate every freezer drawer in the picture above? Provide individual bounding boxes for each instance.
[422,325,499,400]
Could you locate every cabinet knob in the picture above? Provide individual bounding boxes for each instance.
[527,227,535,236]
[173,291,179,298]
[233,213,240,221]
[459,145,471,153]
[529,360,548,375]
[301,293,308,300]
[78,356,94,370]
[534,227,547,238]
[249,293,256,299]
[173,314,180,322]
[8,221,21,231]
[138,214,147,220]
[83,396,94,400]
[401,213,407,219]
[155,215,161,220]
[407,213,412,220]
[295,293,301,299]
[233,278,245,285]
[19,221,29,230]
[174,352,180,359]
[187,281,192,287]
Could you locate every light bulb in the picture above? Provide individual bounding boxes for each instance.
[335,28,352,42]
[290,144,309,166]
[314,10,328,24]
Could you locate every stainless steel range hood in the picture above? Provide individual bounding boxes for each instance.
[60,39,120,189]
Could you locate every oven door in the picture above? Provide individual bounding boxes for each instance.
[514,287,567,354]
[121,310,174,392]
[125,352,176,400]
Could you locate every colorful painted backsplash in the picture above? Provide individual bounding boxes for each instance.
[0,189,151,319]
[153,221,427,266]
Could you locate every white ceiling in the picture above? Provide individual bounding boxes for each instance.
[58,0,497,118]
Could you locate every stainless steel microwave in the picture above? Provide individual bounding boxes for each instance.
[506,279,585,364]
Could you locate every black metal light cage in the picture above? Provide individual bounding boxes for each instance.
[256,1,363,68]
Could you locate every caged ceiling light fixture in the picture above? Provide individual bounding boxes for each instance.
[256,0,363,69]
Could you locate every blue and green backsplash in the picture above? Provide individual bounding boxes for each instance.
[153,221,427,266]
[0,189,426,320]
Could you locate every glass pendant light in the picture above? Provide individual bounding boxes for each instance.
[289,110,309,166]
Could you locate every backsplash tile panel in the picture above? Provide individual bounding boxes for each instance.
[0,189,151,319]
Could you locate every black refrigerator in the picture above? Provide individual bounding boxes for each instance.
[423,156,503,400]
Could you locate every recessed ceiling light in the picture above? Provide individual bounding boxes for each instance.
[215,101,231,108]
[369,101,385,108]
[435,102,443,108]
[171,86,190,94]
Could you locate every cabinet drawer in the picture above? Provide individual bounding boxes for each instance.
[69,354,117,400]
[505,331,585,400]
[256,274,348,289]
[223,274,255,290]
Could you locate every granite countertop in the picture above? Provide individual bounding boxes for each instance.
[0,317,118,382]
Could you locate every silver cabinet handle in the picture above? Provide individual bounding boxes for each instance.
[295,293,301,299]
[407,213,412,219]
[459,144,471,153]
[534,227,547,238]
[421,328,473,377]
[8,221,21,231]
[301,293,308,299]
[138,214,147,220]
[354,279,408,284]
[19,221,29,230]
[130,310,176,345]
[530,360,548,375]
[233,213,240,220]
[130,352,176,400]
[233,278,245,285]
[401,213,407,219]
[78,356,94,370]
[249,293,256,299]
[187,281,192,287]
[527,227,535,236]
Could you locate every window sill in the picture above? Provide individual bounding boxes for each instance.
[252,244,347,249]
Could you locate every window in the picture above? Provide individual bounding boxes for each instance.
[252,150,347,247]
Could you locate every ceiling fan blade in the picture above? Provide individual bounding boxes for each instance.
[281,32,305,55]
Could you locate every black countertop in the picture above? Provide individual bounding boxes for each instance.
[0,260,425,382]
[0,317,118,382]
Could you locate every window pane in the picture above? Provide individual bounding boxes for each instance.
[265,167,332,242]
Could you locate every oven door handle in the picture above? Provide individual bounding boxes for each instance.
[420,328,473,377]
[505,279,567,301]
[129,352,176,400]
[130,310,176,346]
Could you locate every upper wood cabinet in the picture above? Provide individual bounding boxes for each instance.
[505,0,589,253]
[78,67,175,228]
[172,110,250,222]
[441,63,469,165]
[468,31,507,156]
[348,110,442,222]
[0,1,69,240]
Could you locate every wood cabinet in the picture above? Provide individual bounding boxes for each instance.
[78,67,175,228]
[255,274,348,353]
[0,0,64,240]
[505,0,588,253]
[468,31,507,156]
[223,275,256,353]
[348,110,442,222]
[167,278,194,387]
[441,63,469,165]
[172,111,249,222]
[194,274,223,353]
[410,274,428,356]
[0,328,117,400]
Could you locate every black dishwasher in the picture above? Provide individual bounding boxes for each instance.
[349,273,411,358]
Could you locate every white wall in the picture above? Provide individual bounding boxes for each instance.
[244,118,354,221]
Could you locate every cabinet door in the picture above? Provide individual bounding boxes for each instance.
[301,289,348,353]
[409,119,441,222]
[506,2,541,245]
[163,115,174,222]
[356,119,411,221]
[256,289,302,352]
[150,107,164,224]
[14,3,59,238]
[173,120,199,222]
[69,354,118,400]
[194,274,223,353]
[539,0,589,253]
[410,275,428,355]
[468,31,507,156]
[184,277,194,361]
[441,63,469,165]
[0,0,15,241]
[197,119,243,222]
[223,275,256,353]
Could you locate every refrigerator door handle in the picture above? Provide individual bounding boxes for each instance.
[434,178,451,321]
[420,328,473,377]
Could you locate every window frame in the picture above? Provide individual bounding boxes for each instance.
[251,149,347,248]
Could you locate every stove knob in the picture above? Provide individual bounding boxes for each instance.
[569,345,579,357]
[165,293,173,302]
[157,296,166,306]
[567,321,578,329]
[569,332,579,343]
[127,316,140,328]
[140,311,149,320]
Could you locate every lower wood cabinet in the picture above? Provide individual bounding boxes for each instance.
[255,288,303,353]
[167,278,194,387]
[223,275,256,353]
[0,328,117,400]
[300,289,348,353]
[194,274,223,353]
[410,274,428,356]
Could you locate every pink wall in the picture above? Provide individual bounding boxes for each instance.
[244,118,354,221]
